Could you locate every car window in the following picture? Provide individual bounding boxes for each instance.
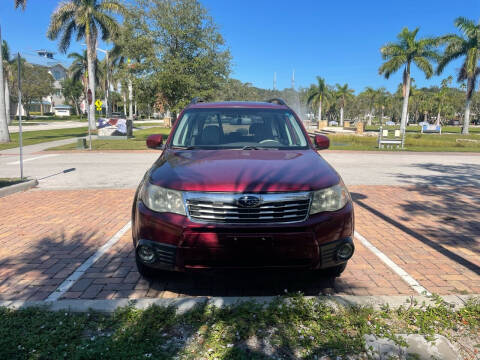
[171,108,308,149]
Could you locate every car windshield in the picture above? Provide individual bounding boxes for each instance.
[171,108,309,149]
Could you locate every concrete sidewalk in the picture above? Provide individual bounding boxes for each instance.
[8,121,87,133]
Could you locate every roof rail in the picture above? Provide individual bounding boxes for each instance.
[189,97,204,105]
[266,98,287,106]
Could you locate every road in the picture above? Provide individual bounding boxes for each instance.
[1,141,479,189]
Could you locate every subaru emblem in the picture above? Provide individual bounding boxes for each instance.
[237,195,261,208]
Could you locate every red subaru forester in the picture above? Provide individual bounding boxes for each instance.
[132,99,354,278]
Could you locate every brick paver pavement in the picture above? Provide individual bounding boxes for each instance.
[351,185,480,294]
[0,189,134,300]
[1,185,478,300]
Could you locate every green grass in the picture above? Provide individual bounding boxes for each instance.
[134,122,166,127]
[0,127,89,150]
[328,132,480,152]
[46,127,171,151]
[0,178,25,188]
[14,116,87,122]
[364,125,480,134]
[0,294,478,359]
[41,126,480,152]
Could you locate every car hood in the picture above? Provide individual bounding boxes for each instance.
[149,149,340,192]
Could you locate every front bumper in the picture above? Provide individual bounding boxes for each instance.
[132,200,354,271]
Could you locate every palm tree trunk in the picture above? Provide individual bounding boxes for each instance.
[436,111,441,126]
[368,109,373,126]
[317,100,322,130]
[400,65,411,133]
[462,78,474,135]
[0,28,10,143]
[128,78,133,120]
[5,78,11,125]
[340,106,344,127]
[0,25,10,143]
[86,32,97,130]
[123,91,127,117]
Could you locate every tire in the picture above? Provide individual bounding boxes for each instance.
[322,263,347,278]
[135,256,158,279]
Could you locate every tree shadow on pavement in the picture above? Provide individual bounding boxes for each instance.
[0,230,99,301]
[392,162,480,187]
[351,184,480,275]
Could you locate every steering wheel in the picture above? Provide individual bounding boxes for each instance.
[259,139,280,145]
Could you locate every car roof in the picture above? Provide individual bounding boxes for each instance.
[187,101,289,110]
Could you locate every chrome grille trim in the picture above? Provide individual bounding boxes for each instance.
[184,192,311,224]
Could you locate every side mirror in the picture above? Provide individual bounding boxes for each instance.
[146,134,164,149]
[314,134,330,150]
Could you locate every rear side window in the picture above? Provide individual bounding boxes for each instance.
[171,108,308,149]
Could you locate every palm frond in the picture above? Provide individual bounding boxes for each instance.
[47,1,76,41]
[436,41,467,75]
[378,56,407,78]
[413,57,434,78]
[98,0,127,16]
[59,21,77,53]
[14,0,26,10]
[93,12,120,41]
[454,17,478,38]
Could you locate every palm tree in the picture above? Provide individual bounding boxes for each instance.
[307,76,328,130]
[0,0,28,142]
[69,50,101,116]
[108,43,127,116]
[375,87,389,126]
[435,76,453,126]
[335,83,354,126]
[14,0,27,9]
[436,17,480,134]
[362,87,377,125]
[47,0,126,130]
[379,27,439,133]
[2,41,13,125]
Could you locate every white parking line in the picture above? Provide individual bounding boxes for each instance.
[354,231,430,296]
[45,221,132,302]
[6,154,59,165]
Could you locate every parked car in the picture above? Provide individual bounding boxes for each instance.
[385,121,395,126]
[328,121,339,126]
[132,99,354,278]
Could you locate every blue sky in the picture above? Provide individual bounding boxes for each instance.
[0,0,478,93]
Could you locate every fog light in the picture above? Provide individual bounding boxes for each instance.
[138,245,156,263]
[337,243,354,260]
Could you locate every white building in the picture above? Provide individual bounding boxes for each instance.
[15,50,69,116]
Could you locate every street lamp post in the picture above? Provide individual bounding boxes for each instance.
[82,45,110,118]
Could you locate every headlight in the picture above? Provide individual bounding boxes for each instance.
[140,182,186,215]
[310,183,350,214]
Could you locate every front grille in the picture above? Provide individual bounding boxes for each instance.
[185,192,311,224]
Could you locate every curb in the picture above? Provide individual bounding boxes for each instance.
[0,294,478,314]
[0,179,38,198]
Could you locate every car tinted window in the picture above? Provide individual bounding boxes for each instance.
[171,108,308,149]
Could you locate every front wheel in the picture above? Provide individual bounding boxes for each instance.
[322,263,347,278]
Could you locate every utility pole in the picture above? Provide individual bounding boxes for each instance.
[291,69,295,90]
[273,72,277,91]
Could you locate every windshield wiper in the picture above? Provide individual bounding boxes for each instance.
[240,145,260,150]
[171,146,197,150]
